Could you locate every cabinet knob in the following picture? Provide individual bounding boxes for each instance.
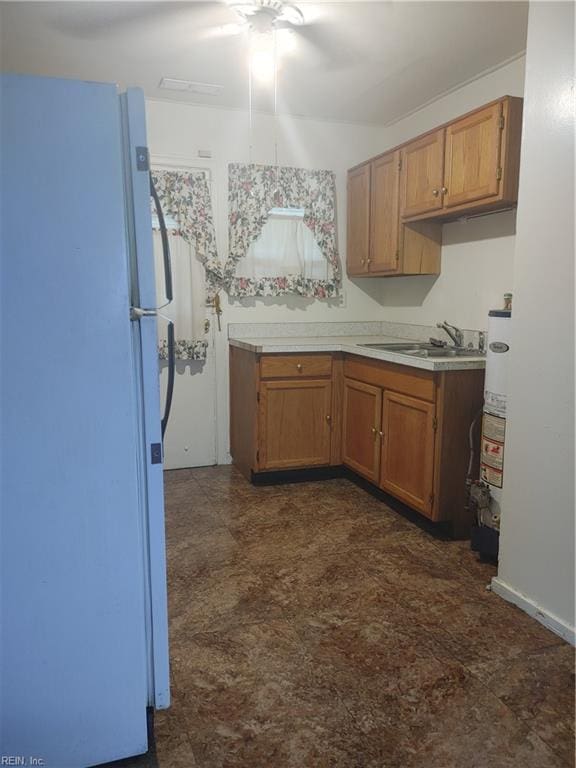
[379,430,384,438]
[326,415,332,423]
[296,363,303,371]
[371,427,378,435]
[367,258,371,265]
[432,188,439,197]
[441,187,448,195]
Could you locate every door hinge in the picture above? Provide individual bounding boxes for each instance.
[498,115,505,130]
[398,157,402,171]
[395,249,400,262]
[256,449,260,464]
[429,493,435,506]
[256,392,260,403]
[136,146,150,172]
[432,417,438,431]
[496,167,503,181]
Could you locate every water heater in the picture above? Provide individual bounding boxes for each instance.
[480,309,512,527]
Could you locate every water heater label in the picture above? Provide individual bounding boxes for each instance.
[481,463,504,489]
[482,437,504,469]
[485,390,507,417]
[483,413,506,443]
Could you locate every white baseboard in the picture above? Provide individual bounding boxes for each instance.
[491,577,575,646]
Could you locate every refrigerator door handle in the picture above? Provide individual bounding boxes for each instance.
[149,172,173,304]
[161,321,175,440]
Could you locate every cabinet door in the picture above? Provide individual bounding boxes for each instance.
[342,378,382,483]
[346,164,370,275]
[259,380,332,470]
[380,391,435,516]
[400,129,445,218]
[443,102,503,208]
[370,151,400,273]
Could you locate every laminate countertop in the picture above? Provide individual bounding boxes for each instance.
[228,335,486,372]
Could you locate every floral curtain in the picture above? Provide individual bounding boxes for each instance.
[151,169,221,362]
[151,169,222,300]
[225,163,340,298]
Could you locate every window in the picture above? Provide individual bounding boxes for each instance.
[226,163,340,298]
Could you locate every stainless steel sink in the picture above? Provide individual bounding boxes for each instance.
[359,342,485,359]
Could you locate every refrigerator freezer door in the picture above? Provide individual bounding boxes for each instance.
[120,88,170,709]
[0,75,149,767]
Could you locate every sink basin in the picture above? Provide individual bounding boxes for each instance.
[359,342,485,359]
[360,342,426,351]
[405,348,485,358]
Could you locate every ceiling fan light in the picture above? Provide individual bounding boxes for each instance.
[250,48,276,82]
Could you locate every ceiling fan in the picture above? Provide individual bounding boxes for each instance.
[228,0,306,34]
[49,1,357,70]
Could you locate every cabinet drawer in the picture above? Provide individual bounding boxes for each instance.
[260,354,332,379]
[344,355,436,402]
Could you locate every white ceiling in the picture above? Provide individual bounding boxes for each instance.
[0,1,528,125]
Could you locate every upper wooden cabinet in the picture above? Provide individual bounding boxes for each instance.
[399,129,445,218]
[346,164,371,275]
[400,96,523,221]
[346,151,441,278]
[443,101,504,209]
[347,96,523,278]
[370,151,401,273]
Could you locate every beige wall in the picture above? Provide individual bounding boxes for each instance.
[371,56,525,329]
[493,2,575,642]
[146,56,526,465]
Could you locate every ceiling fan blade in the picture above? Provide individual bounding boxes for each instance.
[292,20,363,71]
[197,21,246,41]
[48,1,228,40]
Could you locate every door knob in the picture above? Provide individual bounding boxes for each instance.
[432,188,439,197]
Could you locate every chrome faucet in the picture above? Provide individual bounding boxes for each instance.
[436,321,464,347]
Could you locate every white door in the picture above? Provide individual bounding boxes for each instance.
[153,180,218,469]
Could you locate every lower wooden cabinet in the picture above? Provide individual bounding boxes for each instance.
[229,346,338,477]
[342,378,381,483]
[380,391,435,516]
[229,345,484,535]
[259,380,332,470]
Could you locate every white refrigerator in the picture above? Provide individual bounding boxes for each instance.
[0,74,174,767]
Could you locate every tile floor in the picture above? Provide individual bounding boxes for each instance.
[124,466,575,768]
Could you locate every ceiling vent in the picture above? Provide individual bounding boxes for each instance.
[159,78,224,96]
